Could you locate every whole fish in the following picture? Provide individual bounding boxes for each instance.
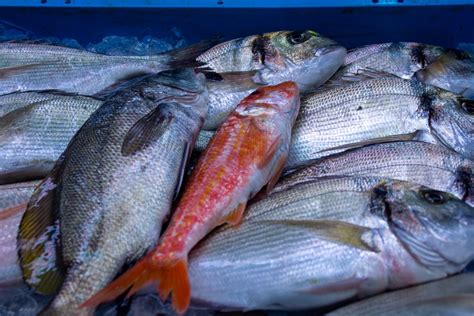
[416,49,474,99]
[334,42,445,80]
[83,81,301,313]
[0,181,38,286]
[328,273,474,315]
[287,76,474,169]
[185,177,474,311]
[277,141,473,206]
[0,41,213,96]
[17,69,209,315]
[198,30,346,129]
[0,92,103,184]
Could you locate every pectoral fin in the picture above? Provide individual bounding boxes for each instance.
[121,103,176,156]
[264,219,380,252]
[17,155,65,295]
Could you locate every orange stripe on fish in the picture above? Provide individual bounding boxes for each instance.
[82,81,300,313]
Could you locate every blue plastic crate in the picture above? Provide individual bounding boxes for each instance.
[0,1,473,49]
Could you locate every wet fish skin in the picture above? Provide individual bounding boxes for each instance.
[198,30,346,129]
[18,69,209,315]
[0,181,39,286]
[416,49,474,99]
[336,42,446,80]
[83,81,301,314]
[286,77,474,169]
[328,273,474,315]
[0,41,212,96]
[0,92,103,185]
[277,141,473,206]
[187,177,474,311]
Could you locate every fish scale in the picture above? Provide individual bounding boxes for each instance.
[0,41,213,96]
[186,177,474,311]
[17,69,209,315]
[286,76,472,169]
[0,92,103,184]
[82,81,300,314]
[278,141,473,205]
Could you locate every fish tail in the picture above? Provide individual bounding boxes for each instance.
[81,257,191,314]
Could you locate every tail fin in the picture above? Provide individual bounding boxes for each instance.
[81,257,190,314]
[166,39,219,69]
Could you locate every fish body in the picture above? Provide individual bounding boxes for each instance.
[0,181,38,286]
[416,49,474,99]
[335,42,445,80]
[0,41,212,96]
[83,81,301,313]
[185,177,474,311]
[18,69,209,315]
[278,141,473,206]
[199,31,346,129]
[287,77,474,169]
[0,92,103,184]
[328,273,474,315]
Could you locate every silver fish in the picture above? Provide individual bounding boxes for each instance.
[0,92,103,184]
[198,30,346,129]
[17,69,209,315]
[335,42,445,80]
[277,141,473,206]
[328,273,474,316]
[416,49,474,100]
[0,41,213,96]
[187,177,474,311]
[0,181,39,286]
[286,77,474,169]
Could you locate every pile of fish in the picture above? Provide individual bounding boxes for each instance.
[0,29,473,316]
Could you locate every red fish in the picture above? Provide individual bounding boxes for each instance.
[82,81,300,313]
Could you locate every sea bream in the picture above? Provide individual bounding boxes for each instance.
[17,69,209,315]
[184,177,474,311]
[83,81,301,313]
[0,40,213,96]
[333,42,446,81]
[416,49,474,99]
[328,273,474,315]
[0,92,103,184]
[286,75,474,170]
[198,30,346,129]
[277,141,473,206]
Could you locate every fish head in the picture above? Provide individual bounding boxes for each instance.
[257,31,346,91]
[384,181,474,268]
[416,49,474,98]
[138,69,209,117]
[400,43,446,77]
[429,95,474,159]
[237,81,300,124]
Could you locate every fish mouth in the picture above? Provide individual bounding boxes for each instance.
[315,45,346,57]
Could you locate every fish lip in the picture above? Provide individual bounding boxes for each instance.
[315,44,346,57]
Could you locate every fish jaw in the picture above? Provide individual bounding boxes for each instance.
[261,45,347,91]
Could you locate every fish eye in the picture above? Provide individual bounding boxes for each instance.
[420,190,446,205]
[287,31,311,45]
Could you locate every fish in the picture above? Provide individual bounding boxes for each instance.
[184,177,474,311]
[0,40,214,96]
[286,76,474,170]
[0,92,103,185]
[17,69,209,315]
[0,181,39,286]
[82,81,301,313]
[333,42,445,81]
[276,141,473,206]
[198,30,346,129]
[328,273,474,315]
[416,49,474,100]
